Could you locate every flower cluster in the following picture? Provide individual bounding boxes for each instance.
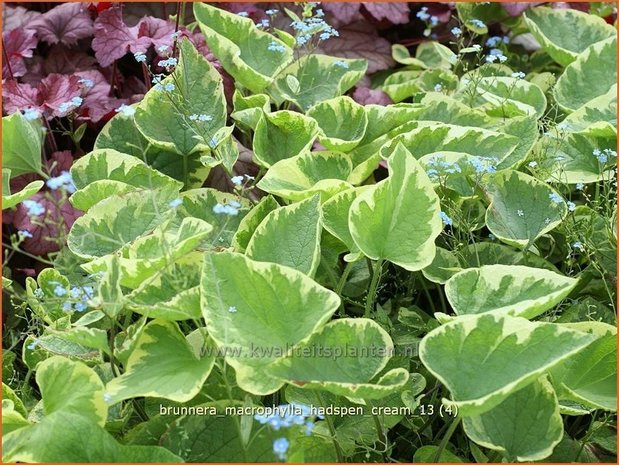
[268,41,287,53]
[485,48,507,63]
[58,96,83,114]
[213,200,241,216]
[290,7,338,47]
[486,35,509,48]
[46,171,77,194]
[440,211,453,226]
[45,282,95,313]
[254,403,319,460]
[468,156,498,175]
[158,57,178,68]
[593,148,616,164]
[152,74,175,92]
[189,113,213,122]
[23,107,41,120]
[116,104,136,116]
[22,200,46,217]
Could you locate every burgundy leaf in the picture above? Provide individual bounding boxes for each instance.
[3,74,82,118]
[352,86,392,106]
[318,21,394,74]
[224,2,266,20]
[2,80,39,114]
[502,2,543,16]
[136,16,176,51]
[322,3,363,24]
[555,2,590,12]
[362,2,410,24]
[12,192,82,256]
[2,27,37,78]
[39,74,82,117]
[44,45,97,75]
[3,5,42,32]
[426,3,454,23]
[92,7,138,67]
[29,2,94,46]
[74,70,118,123]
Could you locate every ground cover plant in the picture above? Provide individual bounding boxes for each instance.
[1,1,617,463]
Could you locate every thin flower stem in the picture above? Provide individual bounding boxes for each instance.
[364,258,384,318]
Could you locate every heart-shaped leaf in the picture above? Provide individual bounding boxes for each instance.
[462,377,563,461]
[105,321,216,403]
[246,195,322,275]
[445,264,578,319]
[349,143,441,271]
[419,313,597,415]
[200,252,339,394]
[524,7,616,66]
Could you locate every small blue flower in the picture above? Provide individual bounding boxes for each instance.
[78,78,94,88]
[158,57,178,68]
[116,104,136,116]
[23,200,45,216]
[74,302,87,312]
[169,198,183,208]
[416,7,430,21]
[70,287,83,299]
[83,286,95,299]
[576,183,584,190]
[544,217,551,225]
[439,211,453,226]
[33,288,44,298]
[134,52,147,63]
[567,201,576,212]
[470,19,486,28]
[486,36,503,47]
[53,285,67,297]
[517,209,524,217]
[18,230,33,239]
[163,82,175,92]
[236,11,249,17]
[23,107,40,120]
[528,161,537,168]
[511,71,526,79]
[305,421,315,435]
[572,241,583,250]
[549,192,563,204]
[103,392,113,403]
[157,45,170,54]
[228,306,237,313]
[58,97,83,114]
[266,9,279,15]
[268,42,286,53]
[273,437,289,461]
[593,148,608,164]
[488,233,496,241]
[434,83,443,92]
[46,171,76,193]
[259,19,270,28]
[333,60,349,69]
[27,340,39,350]
[451,27,462,37]
[62,300,72,312]
[231,175,244,186]
[213,203,239,216]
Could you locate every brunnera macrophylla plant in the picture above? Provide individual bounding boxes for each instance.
[2,2,617,463]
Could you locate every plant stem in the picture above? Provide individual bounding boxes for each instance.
[315,392,344,462]
[433,416,462,462]
[335,260,354,317]
[364,258,384,317]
